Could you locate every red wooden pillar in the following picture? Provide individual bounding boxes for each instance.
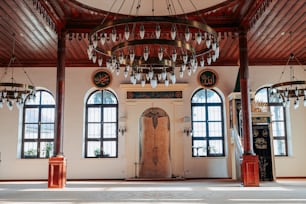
[48,29,67,188]
[239,29,259,187]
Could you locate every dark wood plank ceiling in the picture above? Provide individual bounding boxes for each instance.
[0,0,305,68]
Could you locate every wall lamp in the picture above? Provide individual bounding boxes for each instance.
[118,127,127,136]
[184,127,192,137]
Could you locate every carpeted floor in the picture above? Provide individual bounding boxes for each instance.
[0,179,306,203]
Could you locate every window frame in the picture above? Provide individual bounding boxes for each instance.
[255,87,288,156]
[84,89,119,158]
[191,88,225,157]
[21,90,55,159]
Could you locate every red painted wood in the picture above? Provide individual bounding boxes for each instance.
[48,156,66,188]
[241,155,260,187]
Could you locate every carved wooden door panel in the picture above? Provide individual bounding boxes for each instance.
[139,108,171,178]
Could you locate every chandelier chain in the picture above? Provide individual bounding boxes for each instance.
[99,0,117,25]
[189,0,207,24]
[176,0,187,19]
[128,0,136,16]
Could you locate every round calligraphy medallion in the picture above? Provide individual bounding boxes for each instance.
[198,69,218,88]
[92,69,112,88]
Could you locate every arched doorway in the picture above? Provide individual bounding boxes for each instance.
[139,107,171,178]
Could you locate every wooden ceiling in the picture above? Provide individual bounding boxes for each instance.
[0,0,305,68]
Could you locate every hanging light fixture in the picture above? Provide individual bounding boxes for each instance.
[87,0,220,88]
[0,33,36,110]
[270,32,306,109]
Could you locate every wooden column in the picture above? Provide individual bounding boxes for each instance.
[239,29,259,187]
[48,30,67,188]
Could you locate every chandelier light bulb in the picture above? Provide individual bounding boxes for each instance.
[171,25,176,40]
[100,33,106,45]
[294,98,299,109]
[207,55,212,65]
[185,27,191,41]
[170,72,176,84]
[179,67,184,78]
[136,71,141,81]
[111,28,117,42]
[129,51,135,63]
[93,35,98,48]
[106,59,111,69]
[150,77,157,88]
[143,47,149,61]
[158,48,163,61]
[164,77,169,87]
[172,49,177,62]
[286,98,291,108]
[196,31,202,44]
[187,67,192,76]
[119,52,124,64]
[212,53,217,62]
[88,43,94,53]
[285,88,289,97]
[16,98,23,110]
[116,67,120,76]
[124,67,129,78]
[7,100,13,111]
[92,53,97,63]
[216,45,220,57]
[181,64,186,71]
[161,69,167,80]
[206,37,211,48]
[148,69,154,80]
[183,54,188,64]
[140,24,145,39]
[124,25,130,40]
[200,57,205,67]
[98,57,103,67]
[190,57,195,67]
[212,41,217,51]
[141,79,146,87]
[295,87,299,97]
[87,48,93,60]
[156,24,161,39]
[13,90,18,98]
[0,98,3,108]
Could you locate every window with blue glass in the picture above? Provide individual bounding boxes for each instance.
[191,89,225,157]
[22,90,55,159]
[255,87,288,156]
[85,89,118,158]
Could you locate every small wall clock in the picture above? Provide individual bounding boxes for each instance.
[92,69,112,88]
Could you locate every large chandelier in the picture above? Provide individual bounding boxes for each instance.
[270,33,305,109]
[0,33,36,110]
[86,0,220,88]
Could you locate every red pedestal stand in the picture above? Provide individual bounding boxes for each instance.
[48,156,66,188]
[241,154,259,187]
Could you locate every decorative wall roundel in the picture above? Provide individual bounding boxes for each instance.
[92,69,112,88]
[198,69,218,88]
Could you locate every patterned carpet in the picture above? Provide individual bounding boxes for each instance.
[0,179,306,203]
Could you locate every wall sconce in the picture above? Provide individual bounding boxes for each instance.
[183,127,192,136]
[118,127,127,136]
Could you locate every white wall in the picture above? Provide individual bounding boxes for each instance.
[0,65,305,180]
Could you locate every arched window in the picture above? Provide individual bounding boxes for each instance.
[22,90,55,159]
[255,87,287,156]
[191,89,225,157]
[85,89,118,158]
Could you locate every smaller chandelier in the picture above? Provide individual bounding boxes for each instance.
[0,34,36,110]
[86,1,220,88]
[270,53,306,109]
